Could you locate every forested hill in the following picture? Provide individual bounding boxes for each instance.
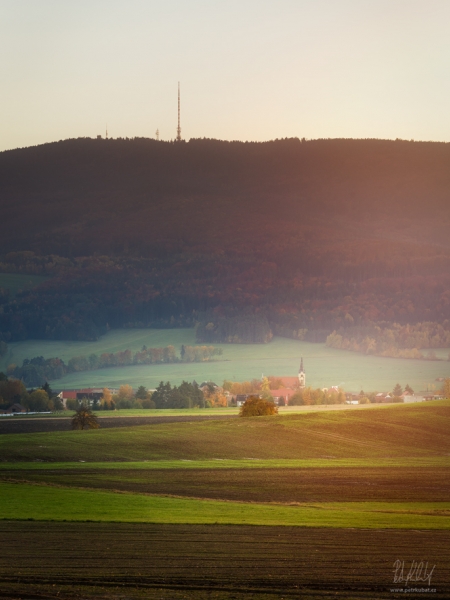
[0,137,449,347]
[0,137,449,258]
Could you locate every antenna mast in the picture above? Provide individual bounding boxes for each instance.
[176,82,182,141]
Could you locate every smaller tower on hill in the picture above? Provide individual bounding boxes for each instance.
[298,357,305,389]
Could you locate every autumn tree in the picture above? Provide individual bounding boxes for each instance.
[302,387,312,406]
[101,387,115,410]
[261,376,270,392]
[258,376,274,402]
[71,405,100,430]
[113,384,135,409]
[239,396,278,417]
[208,391,228,407]
[0,377,26,408]
[228,380,261,395]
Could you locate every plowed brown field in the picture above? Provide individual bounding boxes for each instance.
[0,522,449,599]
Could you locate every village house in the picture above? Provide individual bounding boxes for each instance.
[58,388,119,407]
[403,394,426,403]
[1,403,27,415]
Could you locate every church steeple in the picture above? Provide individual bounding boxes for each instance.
[298,357,305,389]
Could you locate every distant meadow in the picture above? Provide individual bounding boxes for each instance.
[2,328,448,393]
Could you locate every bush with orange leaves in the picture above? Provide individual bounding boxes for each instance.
[239,395,278,417]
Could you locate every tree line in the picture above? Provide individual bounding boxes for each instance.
[0,375,62,412]
[3,371,449,415]
[7,344,223,387]
[68,381,217,411]
[326,321,450,359]
[1,252,449,362]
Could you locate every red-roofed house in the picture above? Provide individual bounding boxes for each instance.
[270,389,297,405]
[58,388,119,408]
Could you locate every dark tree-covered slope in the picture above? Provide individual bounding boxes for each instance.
[0,137,449,346]
[1,136,449,257]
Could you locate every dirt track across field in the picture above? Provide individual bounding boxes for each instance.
[0,414,236,434]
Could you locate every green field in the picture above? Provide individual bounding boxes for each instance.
[1,402,449,598]
[1,483,449,529]
[0,402,449,529]
[1,401,448,462]
[0,272,48,296]
[1,327,449,392]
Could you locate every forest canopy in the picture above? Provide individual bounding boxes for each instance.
[0,137,449,356]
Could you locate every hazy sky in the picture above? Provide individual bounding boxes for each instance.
[1,0,449,150]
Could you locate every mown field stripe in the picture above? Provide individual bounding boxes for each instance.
[1,482,449,529]
[1,457,449,470]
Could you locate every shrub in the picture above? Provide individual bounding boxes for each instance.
[239,396,278,417]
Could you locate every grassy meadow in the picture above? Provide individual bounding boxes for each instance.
[1,483,449,529]
[1,327,449,393]
[0,401,449,524]
[1,401,448,462]
[1,401,449,597]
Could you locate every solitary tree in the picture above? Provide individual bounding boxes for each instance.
[239,396,278,417]
[71,405,100,430]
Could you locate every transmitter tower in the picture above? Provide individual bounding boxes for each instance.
[176,82,182,141]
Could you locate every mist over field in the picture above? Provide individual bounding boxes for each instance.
[0,137,449,393]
